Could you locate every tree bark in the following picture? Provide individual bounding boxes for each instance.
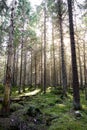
[23,50,27,92]
[43,1,47,93]
[52,19,56,87]
[30,49,33,87]
[2,1,15,115]
[67,0,81,110]
[19,38,23,93]
[57,0,67,96]
[34,51,37,89]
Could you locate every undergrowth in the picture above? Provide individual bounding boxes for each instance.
[0,86,87,130]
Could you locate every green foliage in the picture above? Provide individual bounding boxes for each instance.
[51,87,63,95]
[0,84,4,94]
[10,103,24,112]
[0,86,87,130]
[0,0,8,13]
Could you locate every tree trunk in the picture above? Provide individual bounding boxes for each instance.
[23,50,27,92]
[67,0,81,110]
[30,49,32,87]
[57,0,67,96]
[43,2,47,93]
[19,39,23,93]
[77,42,83,90]
[52,19,56,88]
[12,48,16,86]
[40,33,43,89]
[34,51,37,89]
[2,2,15,115]
[15,49,19,86]
[83,41,87,99]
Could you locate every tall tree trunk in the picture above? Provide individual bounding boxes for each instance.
[77,42,83,90]
[50,45,53,86]
[12,48,16,86]
[67,0,81,110]
[40,33,43,90]
[27,53,30,86]
[30,49,32,87]
[52,19,56,87]
[83,40,87,99]
[59,45,62,87]
[34,51,37,89]
[57,0,67,96]
[19,38,23,93]
[43,1,47,93]
[83,41,87,86]
[15,49,19,86]
[23,50,27,92]
[2,1,15,115]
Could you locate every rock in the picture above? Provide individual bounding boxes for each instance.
[74,111,82,118]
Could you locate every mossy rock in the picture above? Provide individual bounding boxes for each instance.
[10,103,24,112]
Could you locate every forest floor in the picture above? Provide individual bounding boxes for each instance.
[0,86,87,130]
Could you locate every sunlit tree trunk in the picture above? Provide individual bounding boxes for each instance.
[34,51,37,89]
[23,50,27,92]
[77,42,83,90]
[19,37,23,93]
[83,41,87,86]
[83,40,87,99]
[58,45,62,87]
[57,0,67,96]
[50,45,53,86]
[40,34,43,89]
[30,49,33,87]
[15,49,19,86]
[43,1,47,93]
[27,52,30,86]
[52,19,56,87]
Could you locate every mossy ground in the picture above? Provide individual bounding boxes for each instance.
[0,86,87,130]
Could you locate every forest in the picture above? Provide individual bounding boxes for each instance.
[0,0,87,130]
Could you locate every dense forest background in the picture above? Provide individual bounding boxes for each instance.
[0,0,87,130]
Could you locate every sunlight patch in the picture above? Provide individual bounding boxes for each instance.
[58,104,65,107]
[25,89,40,96]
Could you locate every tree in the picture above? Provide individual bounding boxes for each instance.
[67,0,81,110]
[56,0,67,96]
[52,18,56,87]
[1,0,16,116]
[43,0,47,93]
